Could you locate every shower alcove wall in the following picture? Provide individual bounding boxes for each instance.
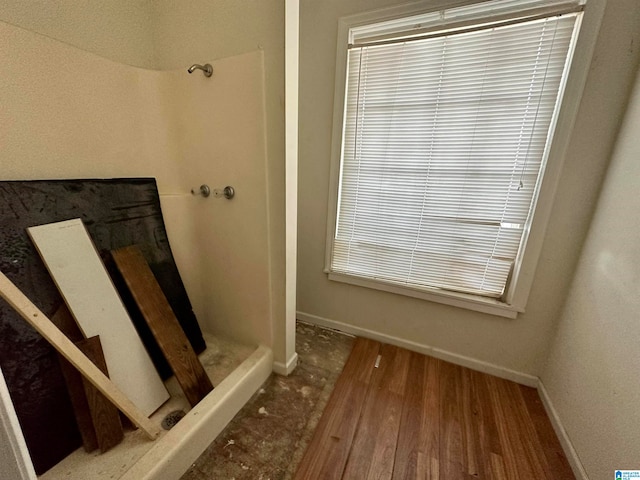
[0,1,294,477]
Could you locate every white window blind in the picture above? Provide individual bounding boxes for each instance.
[331,10,581,299]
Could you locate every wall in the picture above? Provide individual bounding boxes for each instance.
[0,20,178,186]
[540,66,640,480]
[0,13,273,350]
[297,0,640,378]
[0,0,156,68]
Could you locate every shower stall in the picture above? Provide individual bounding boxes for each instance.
[0,0,298,478]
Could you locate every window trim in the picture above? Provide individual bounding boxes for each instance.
[324,0,603,318]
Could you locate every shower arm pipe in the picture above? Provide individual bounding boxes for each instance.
[187,63,213,77]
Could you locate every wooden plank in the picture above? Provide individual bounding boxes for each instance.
[76,336,124,453]
[111,245,213,407]
[366,346,410,479]
[470,369,503,460]
[343,344,410,480]
[52,305,98,453]
[490,452,508,480]
[392,352,441,480]
[459,368,485,478]
[0,269,160,440]
[51,304,84,343]
[294,337,381,480]
[27,219,169,416]
[439,361,466,479]
[507,384,556,480]
[486,375,535,479]
[518,385,575,479]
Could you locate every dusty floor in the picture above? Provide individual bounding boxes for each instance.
[180,322,354,480]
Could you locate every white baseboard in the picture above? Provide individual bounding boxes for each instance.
[273,352,299,376]
[296,311,538,387]
[537,380,588,480]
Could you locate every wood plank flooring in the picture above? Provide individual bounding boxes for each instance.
[295,338,574,480]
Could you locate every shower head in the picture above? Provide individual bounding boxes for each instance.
[187,63,213,77]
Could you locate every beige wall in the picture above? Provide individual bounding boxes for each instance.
[0,0,156,68]
[0,10,276,351]
[541,66,640,480]
[0,20,178,185]
[297,0,640,377]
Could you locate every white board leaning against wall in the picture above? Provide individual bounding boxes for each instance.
[27,219,169,416]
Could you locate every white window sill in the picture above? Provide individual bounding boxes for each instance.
[327,271,523,319]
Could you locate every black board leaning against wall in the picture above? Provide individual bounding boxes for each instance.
[0,178,206,474]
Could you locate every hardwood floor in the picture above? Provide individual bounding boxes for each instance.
[294,338,574,480]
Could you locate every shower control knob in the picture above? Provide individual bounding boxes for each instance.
[223,186,235,199]
[213,186,235,199]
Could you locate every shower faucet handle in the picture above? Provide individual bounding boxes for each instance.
[191,185,211,197]
[213,186,235,200]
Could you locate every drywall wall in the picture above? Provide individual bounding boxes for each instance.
[0,0,155,68]
[541,66,640,480]
[0,20,179,186]
[297,0,640,377]
[151,0,290,367]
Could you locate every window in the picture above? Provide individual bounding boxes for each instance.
[326,0,586,317]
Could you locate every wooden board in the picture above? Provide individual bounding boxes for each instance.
[111,246,213,407]
[76,336,124,453]
[0,270,160,439]
[27,219,169,416]
[52,305,99,452]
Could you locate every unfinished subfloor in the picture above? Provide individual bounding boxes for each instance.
[180,322,354,480]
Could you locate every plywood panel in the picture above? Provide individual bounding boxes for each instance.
[27,218,169,416]
[111,245,213,407]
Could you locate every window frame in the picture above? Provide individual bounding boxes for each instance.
[324,0,601,318]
